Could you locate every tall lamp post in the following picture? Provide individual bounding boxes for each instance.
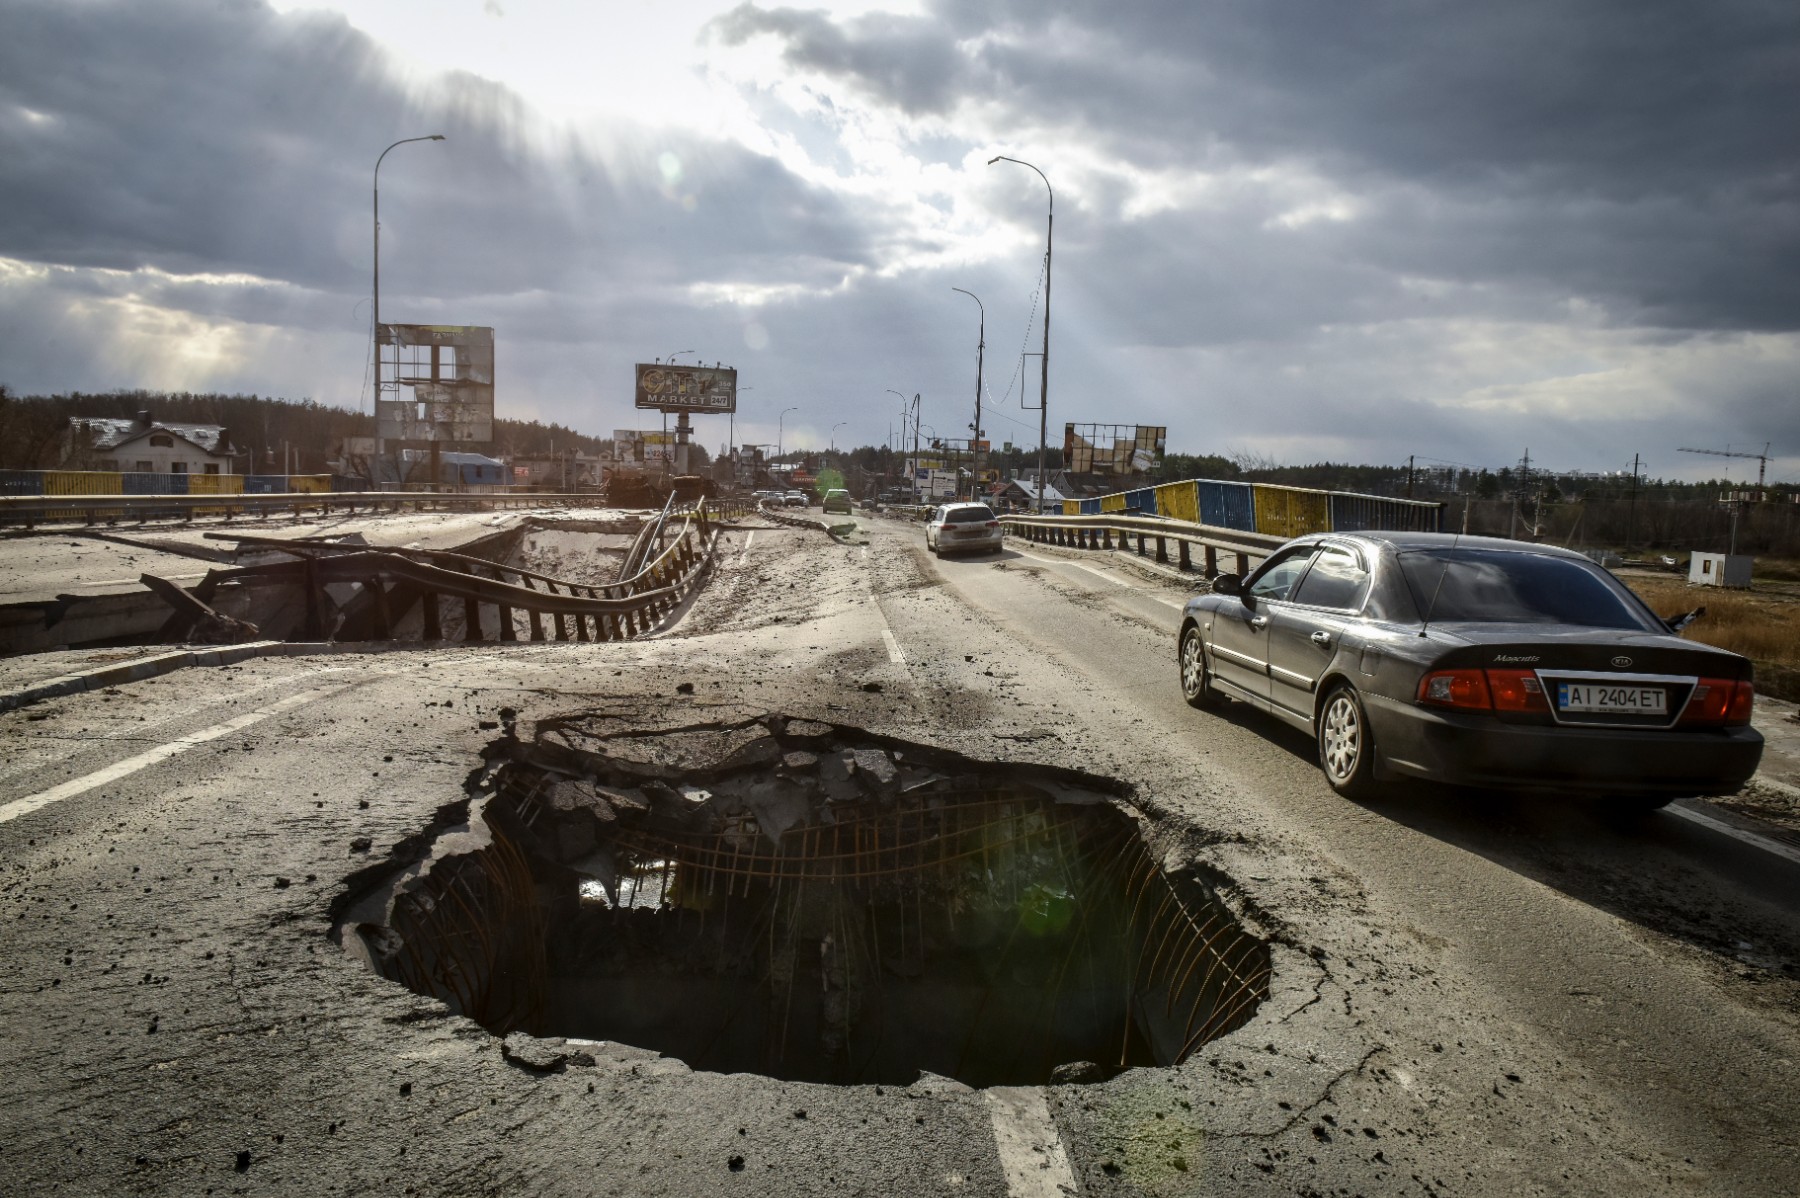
[951,287,985,501]
[831,422,846,454]
[777,406,798,463]
[373,134,446,476]
[988,155,1051,509]
[886,388,918,502]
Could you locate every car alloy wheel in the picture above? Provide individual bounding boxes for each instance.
[1318,685,1379,798]
[1179,625,1218,709]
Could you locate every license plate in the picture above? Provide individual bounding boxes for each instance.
[1556,683,1666,715]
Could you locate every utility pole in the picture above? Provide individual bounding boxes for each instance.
[1510,448,1530,540]
[1625,452,1640,554]
[1406,454,1415,499]
[912,394,922,504]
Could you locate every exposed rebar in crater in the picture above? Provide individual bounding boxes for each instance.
[336,715,1271,1088]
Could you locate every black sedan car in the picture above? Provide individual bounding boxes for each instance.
[1176,532,1762,809]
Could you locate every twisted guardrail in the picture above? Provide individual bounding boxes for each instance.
[181,499,733,643]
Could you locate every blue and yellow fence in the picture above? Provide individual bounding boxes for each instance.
[0,470,338,519]
[1054,476,1442,538]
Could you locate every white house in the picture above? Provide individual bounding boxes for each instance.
[70,410,240,475]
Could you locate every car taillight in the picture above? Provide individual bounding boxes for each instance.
[1680,678,1755,727]
[1418,668,1549,713]
[985,521,999,528]
[1418,669,1491,710]
[1485,669,1550,713]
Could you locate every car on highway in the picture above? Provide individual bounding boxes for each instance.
[783,490,807,507]
[1175,531,1763,809]
[822,489,853,514]
[925,502,1004,557]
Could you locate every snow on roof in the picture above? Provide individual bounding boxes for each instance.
[72,417,232,456]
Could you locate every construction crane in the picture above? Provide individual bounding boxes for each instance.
[1678,442,1772,488]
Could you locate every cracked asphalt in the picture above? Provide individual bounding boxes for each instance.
[2,510,1797,1196]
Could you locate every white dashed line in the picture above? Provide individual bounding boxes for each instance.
[1668,804,1800,867]
[984,1087,1077,1198]
[0,684,352,826]
[881,629,907,665]
[739,531,756,561]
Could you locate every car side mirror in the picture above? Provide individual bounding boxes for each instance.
[1211,573,1242,596]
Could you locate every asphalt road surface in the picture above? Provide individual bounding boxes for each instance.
[2,509,1796,1196]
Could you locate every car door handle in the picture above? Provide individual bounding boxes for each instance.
[1310,631,1333,648]
[1249,616,1270,629]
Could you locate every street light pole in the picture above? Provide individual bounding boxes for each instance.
[988,155,1051,510]
[951,287,984,501]
[373,134,446,478]
[886,388,916,502]
[778,406,798,463]
[832,422,846,455]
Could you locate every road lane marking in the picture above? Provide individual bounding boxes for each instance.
[739,531,755,561]
[1668,804,1800,868]
[984,1086,1077,1198]
[881,629,907,665]
[0,684,352,826]
[1014,550,1186,610]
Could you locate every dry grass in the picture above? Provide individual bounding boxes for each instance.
[1624,575,1800,700]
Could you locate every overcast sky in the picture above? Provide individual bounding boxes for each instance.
[1,0,1795,482]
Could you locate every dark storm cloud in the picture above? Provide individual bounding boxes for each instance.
[712,0,1800,334]
[0,0,873,330]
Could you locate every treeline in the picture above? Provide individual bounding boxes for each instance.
[0,388,614,471]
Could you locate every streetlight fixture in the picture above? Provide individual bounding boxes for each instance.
[373,134,446,474]
[886,387,919,502]
[951,287,985,501]
[665,349,694,363]
[988,155,1052,510]
[831,422,847,454]
[777,406,798,463]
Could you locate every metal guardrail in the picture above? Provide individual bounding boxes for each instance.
[998,511,1285,576]
[0,489,620,528]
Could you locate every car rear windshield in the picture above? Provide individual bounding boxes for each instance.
[945,506,995,524]
[1396,549,1658,630]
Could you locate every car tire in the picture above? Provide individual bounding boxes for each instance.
[1178,625,1219,710]
[1318,684,1381,799]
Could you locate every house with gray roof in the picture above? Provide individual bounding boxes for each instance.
[68,410,242,475]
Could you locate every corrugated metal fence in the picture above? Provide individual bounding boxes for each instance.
[1052,476,1442,537]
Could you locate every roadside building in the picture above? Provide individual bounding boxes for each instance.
[507,453,608,490]
[993,478,1065,512]
[403,450,508,489]
[67,410,241,475]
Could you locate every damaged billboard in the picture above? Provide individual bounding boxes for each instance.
[377,324,495,444]
[1064,423,1167,476]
